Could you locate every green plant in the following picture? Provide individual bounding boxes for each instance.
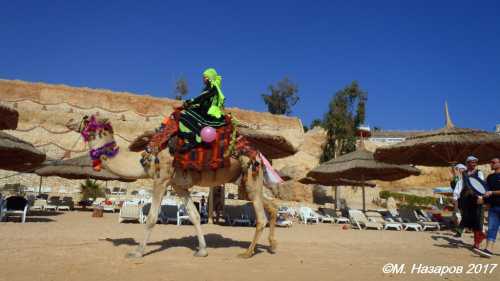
[174,77,189,100]
[80,179,104,200]
[320,81,367,162]
[379,190,440,208]
[379,190,391,199]
[261,77,299,115]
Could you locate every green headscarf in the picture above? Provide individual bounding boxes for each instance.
[203,68,225,118]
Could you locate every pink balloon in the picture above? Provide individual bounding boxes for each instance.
[201,126,216,143]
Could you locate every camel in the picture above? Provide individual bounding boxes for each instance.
[66,115,284,259]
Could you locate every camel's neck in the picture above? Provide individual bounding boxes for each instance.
[100,146,148,180]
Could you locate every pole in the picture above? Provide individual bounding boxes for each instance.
[362,186,366,212]
[361,175,366,212]
[334,186,339,210]
[220,184,225,223]
[38,176,43,195]
[208,186,214,224]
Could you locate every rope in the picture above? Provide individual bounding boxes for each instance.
[3,98,165,118]
[15,125,73,134]
[35,142,87,153]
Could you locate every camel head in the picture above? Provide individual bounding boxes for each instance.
[66,115,118,158]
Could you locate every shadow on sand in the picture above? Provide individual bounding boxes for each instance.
[103,233,273,257]
[431,234,470,249]
[2,217,56,223]
[28,210,66,217]
[431,233,500,257]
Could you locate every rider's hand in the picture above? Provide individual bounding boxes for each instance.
[484,191,493,198]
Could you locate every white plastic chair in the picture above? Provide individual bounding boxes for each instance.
[2,197,29,223]
[299,207,320,224]
[119,200,142,223]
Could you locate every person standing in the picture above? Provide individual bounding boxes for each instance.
[200,195,207,217]
[476,158,500,258]
[451,163,466,229]
[451,164,467,189]
[452,156,486,251]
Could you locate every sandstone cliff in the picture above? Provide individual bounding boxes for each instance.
[0,79,306,200]
[1,79,479,206]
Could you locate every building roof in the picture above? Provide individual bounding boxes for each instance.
[370,130,427,139]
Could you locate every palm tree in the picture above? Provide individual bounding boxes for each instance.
[80,179,104,201]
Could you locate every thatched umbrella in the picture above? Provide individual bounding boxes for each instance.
[34,155,136,182]
[299,177,376,209]
[237,127,297,159]
[306,149,420,211]
[299,177,376,187]
[374,103,500,166]
[0,131,46,171]
[0,104,19,130]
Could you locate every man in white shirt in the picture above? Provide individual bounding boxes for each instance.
[452,156,486,250]
[453,157,485,202]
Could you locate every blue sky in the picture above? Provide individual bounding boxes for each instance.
[1,0,499,131]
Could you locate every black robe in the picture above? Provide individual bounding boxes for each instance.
[458,172,484,231]
[178,84,226,143]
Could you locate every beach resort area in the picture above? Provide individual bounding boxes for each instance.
[1,78,499,281]
[1,2,500,281]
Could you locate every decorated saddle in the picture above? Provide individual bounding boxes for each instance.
[130,107,298,173]
[173,114,234,171]
[140,107,236,172]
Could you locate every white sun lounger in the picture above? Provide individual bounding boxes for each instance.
[348,209,383,230]
[299,207,320,224]
[399,208,438,231]
[319,207,350,224]
[119,200,143,223]
[30,199,47,211]
[365,211,403,231]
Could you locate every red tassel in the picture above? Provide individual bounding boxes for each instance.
[92,159,102,171]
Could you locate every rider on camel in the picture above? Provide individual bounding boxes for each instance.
[177,68,226,152]
[147,68,226,155]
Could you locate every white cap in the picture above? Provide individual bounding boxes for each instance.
[455,164,467,170]
[466,156,479,162]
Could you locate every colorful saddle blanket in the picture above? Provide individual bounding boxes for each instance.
[146,108,233,171]
[173,117,233,171]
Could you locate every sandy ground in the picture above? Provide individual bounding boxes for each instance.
[0,211,499,281]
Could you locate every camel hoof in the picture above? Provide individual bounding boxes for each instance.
[269,241,278,253]
[126,251,143,259]
[194,249,208,257]
[237,252,253,259]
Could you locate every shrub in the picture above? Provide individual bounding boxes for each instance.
[80,179,104,200]
[379,190,440,208]
[379,190,391,199]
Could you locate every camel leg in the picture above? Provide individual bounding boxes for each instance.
[263,198,278,253]
[238,198,267,259]
[126,179,167,258]
[176,187,208,257]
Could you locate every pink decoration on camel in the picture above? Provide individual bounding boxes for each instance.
[201,126,216,143]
